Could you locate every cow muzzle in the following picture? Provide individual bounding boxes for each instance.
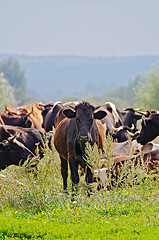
[79,135,89,143]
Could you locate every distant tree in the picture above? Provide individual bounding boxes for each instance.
[102,75,144,107]
[135,67,159,110]
[126,75,145,106]
[95,75,143,109]
[0,57,27,104]
[0,73,18,111]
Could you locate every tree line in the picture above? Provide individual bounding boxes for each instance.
[0,57,158,111]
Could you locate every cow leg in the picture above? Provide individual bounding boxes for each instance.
[69,160,79,190]
[85,167,93,197]
[60,156,68,191]
[85,167,93,184]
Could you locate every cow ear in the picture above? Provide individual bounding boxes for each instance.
[63,109,76,118]
[135,115,142,120]
[94,111,107,120]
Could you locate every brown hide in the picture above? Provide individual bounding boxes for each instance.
[54,102,106,190]
[0,112,31,128]
[0,125,45,158]
[4,102,44,130]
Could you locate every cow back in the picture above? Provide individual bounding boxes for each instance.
[4,102,44,130]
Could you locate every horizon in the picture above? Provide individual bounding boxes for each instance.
[1,52,159,58]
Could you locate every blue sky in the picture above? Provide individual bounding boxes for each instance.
[1,0,159,57]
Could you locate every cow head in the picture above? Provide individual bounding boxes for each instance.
[63,102,107,143]
[121,108,142,131]
[3,107,33,128]
[0,133,35,168]
[112,124,135,142]
[4,105,27,116]
[40,103,54,119]
[41,104,54,128]
[21,116,32,128]
[137,114,159,145]
[4,114,32,128]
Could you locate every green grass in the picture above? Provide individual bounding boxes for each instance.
[0,186,158,240]
[0,181,158,239]
[0,136,159,239]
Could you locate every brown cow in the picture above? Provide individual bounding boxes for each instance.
[40,101,62,131]
[0,112,32,128]
[54,102,107,190]
[4,102,44,130]
[0,133,35,170]
[0,125,46,160]
[41,101,79,132]
[54,105,72,128]
[94,148,159,189]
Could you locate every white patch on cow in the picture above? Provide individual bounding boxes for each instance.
[106,102,122,125]
[54,101,62,107]
[94,167,108,186]
[63,101,79,107]
[105,102,122,123]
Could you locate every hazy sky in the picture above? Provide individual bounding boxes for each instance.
[1,0,159,57]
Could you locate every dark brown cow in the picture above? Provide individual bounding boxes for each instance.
[111,149,159,184]
[0,112,32,128]
[41,101,79,132]
[4,102,44,130]
[113,151,159,173]
[0,125,46,159]
[54,105,73,128]
[54,102,107,190]
[54,103,80,128]
[137,113,159,145]
[40,102,54,130]
[41,101,62,131]
[0,134,35,170]
[95,148,159,189]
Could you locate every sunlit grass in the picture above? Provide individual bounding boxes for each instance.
[0,135,158,239]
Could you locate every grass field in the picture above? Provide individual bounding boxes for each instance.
[0,137,159,239]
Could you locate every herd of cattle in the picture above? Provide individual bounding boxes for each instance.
[0,101,159,190]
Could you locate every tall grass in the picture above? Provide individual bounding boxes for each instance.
[0,134,158,215]
[85,135,151,190]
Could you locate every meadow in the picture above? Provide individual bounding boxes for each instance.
[0,136,159,239]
